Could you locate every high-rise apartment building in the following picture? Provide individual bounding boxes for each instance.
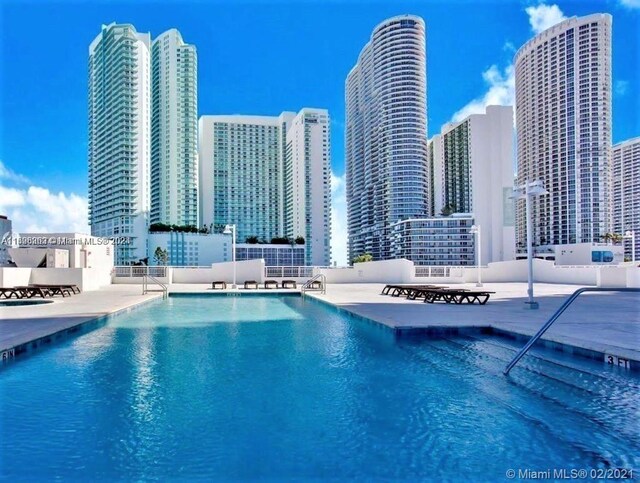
[150,29,198,227]
[346,15,429,263]
[432,106,516,264]
[198,109,331,266]
[514,14,612,250]
[88,23,151,264]
[612,137,640,261]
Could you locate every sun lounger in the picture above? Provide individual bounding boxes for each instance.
[30,285,73,297]
[211,281,227,289]
[243,280,259,289]
[14,286,51,298]
[382,285,445,298]
[0,287,23,299]
[422,289,495,305]
[282,280,297,289]
[264,280,279,289]
[32,284,81,294]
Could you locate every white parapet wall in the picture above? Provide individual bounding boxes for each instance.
[317,259,415,284]
[0,267,112,291]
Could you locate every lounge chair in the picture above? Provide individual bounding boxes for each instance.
[244,280,259,289]
[32,283,81,294]
[421,288,495,305]
[0,287,23,299]
[264,280,279,289]
[29,284,73,297]
[211,281,227,289]
[282,280,297,289]
[14,286,51,298]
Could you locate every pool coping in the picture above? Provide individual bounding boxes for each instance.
[2,290,637,373]
[0,295,163,366]
[303,292,640,372]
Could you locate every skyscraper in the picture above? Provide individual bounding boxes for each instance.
[150,29,198,227]
[432,105,516,264]
[346,15,428,263]
[88,23,151,264]
[198,109,331,266]
[514,14,612,250]
[612,137,640,261]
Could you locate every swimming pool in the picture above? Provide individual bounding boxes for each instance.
[1,295,638,480]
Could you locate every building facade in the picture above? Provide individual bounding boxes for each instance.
[88,23,151,264]
[150,29,198,227]
[148,232,231,266]
[0,215,13,266]
[236,244,305,266]
[432,105,516,264]
[612,137,640,261]
[390,215,475,266]
[346,15,429,263]
[198,109,331,266]
[514,14,612,249]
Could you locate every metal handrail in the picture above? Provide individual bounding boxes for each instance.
[142,274,168,299]
[301,274,327,295]
[504,287,640,375]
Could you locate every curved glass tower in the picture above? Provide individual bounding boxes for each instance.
[345,15,428,262]
[515,14,612,250]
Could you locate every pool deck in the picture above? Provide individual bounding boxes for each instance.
[306,283,640,363]
[0,285,163,354]
[1,282,638,365]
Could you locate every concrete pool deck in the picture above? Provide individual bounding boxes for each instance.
[0,285,162,354]
[306,283,640,362]
[1,282,638,365]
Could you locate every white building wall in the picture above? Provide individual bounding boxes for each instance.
[148,232,231,266]
[611,137,640,261]
[432,106,515,264]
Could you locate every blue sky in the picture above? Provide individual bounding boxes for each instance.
[0,0,638,263]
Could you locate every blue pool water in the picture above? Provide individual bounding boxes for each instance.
[1,295,638,481]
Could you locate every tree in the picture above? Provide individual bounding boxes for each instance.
[245,235,259,244]
[295,236,305,245]
[610,233,623,244]
[153,247,168,266]
[270,236,290,245]
[352,253,373,264]
[440,204,455,216]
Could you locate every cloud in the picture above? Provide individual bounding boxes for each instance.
[450,65,515,122]
[0,181,89,234]
[330,170,348,266]
[450,4,567,124]
[0,160,30,184]
[615,80,629,97]
[619,0,640,8]
[525,3,567,34]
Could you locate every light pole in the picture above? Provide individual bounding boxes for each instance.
[624,230,636,263]
[513,180,548,309]
[223,224,237,288]
[470,224,482,287]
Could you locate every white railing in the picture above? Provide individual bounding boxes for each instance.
[414,266,469,278]
[264,266,315,278]
[114,266,167,278]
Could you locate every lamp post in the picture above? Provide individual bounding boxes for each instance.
[470,224,482,287]
[223,224,237,289]
[624,230,636,263]
[513,180,548,309]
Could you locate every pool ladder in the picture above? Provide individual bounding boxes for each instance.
[142,275,168,299]
[504,287,640,375]
[301,274,326,295]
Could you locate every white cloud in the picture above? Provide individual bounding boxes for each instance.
[0,183,89,234]
[0,160,30,184]
[450,3,567,124]
[330,170,348,266]
[615,80,629,97]
[525,3,567,34]
[619,0,640,8]
[451,65,515,122]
